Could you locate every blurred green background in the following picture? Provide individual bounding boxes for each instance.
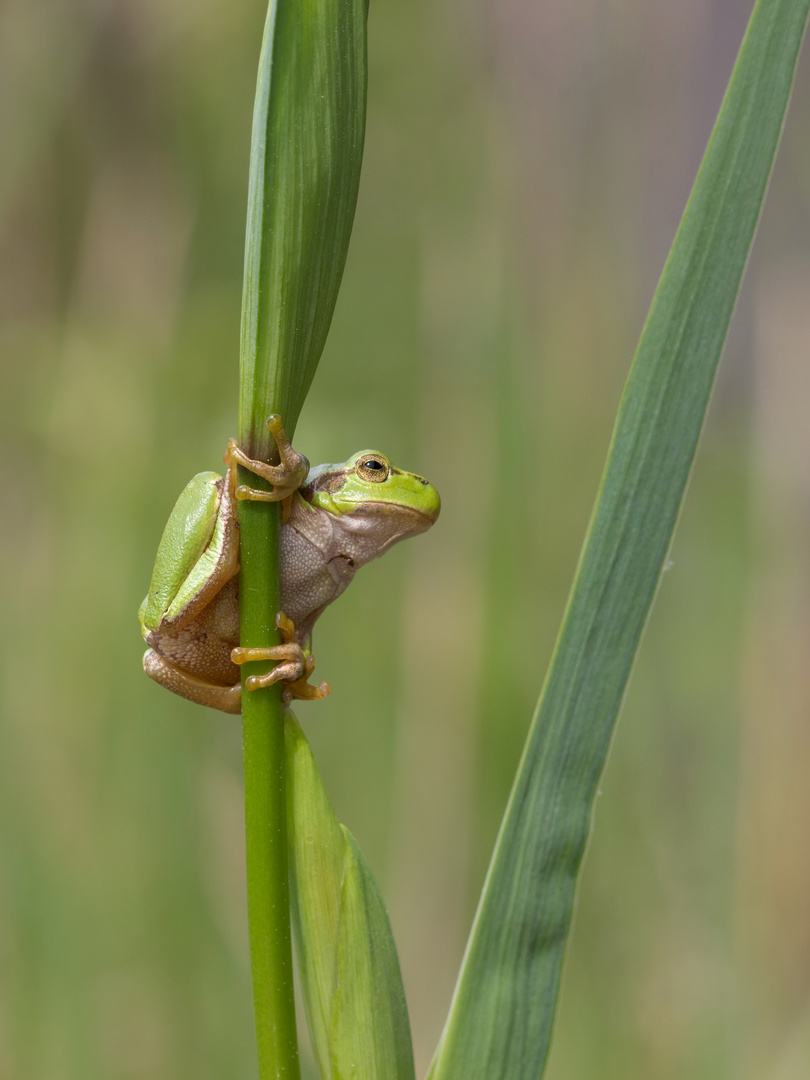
[2,0,810,1077]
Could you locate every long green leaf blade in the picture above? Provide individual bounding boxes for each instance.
[285,714,344,1074]
[285,714,415,1080]
[428,3,810,1078]
[331,830,415,1080]
[239,0,367,459]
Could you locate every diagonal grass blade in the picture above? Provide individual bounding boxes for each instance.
[427,2,810,1078]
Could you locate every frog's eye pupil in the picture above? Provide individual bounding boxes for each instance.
[357,455,389,482]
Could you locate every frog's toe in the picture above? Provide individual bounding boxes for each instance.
[245,660,303,691]
[231,642,306,691]
[281,655,331,704]
[266,415,309,485]
[231,642,303,667]
[282,677,331,704]
[234,479,299,503]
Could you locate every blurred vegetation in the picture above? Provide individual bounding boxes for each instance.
[2,1,810,1078]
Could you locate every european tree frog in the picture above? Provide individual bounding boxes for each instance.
[139,416,441,713]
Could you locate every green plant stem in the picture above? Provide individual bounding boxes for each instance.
[235,0,366,1070]
[238,471,299,1080]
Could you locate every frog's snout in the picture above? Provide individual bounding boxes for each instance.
[420,483,441,524]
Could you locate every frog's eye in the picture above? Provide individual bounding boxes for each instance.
[356,455,389,483]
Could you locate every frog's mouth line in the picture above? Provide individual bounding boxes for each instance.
[349,501,438,525]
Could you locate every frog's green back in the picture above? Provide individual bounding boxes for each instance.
[139,471,222,634]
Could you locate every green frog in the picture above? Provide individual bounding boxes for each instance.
[139,416,441,713]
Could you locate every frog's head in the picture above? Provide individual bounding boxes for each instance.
[301,451,440,560]
[304,451,441,521]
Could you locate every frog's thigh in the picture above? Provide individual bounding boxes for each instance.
[143,649,241,714]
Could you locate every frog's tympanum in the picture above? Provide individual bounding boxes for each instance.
[139,416,441,713]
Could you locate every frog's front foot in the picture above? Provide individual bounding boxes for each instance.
[225,414,309,503]
[230,611,330,704]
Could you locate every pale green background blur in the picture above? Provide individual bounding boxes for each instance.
[2,0,810,1077]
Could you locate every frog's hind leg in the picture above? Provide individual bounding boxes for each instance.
[160,469,241,633]
[230,642,305,690]
[282,655,330,704]
[143,649,242,714]
[231,612,330,703]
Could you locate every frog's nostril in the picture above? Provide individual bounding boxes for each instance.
[420,478,428,486]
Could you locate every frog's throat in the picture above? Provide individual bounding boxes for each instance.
[286,496,433,569]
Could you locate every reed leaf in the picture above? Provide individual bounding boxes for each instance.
[427,2,810,1077]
